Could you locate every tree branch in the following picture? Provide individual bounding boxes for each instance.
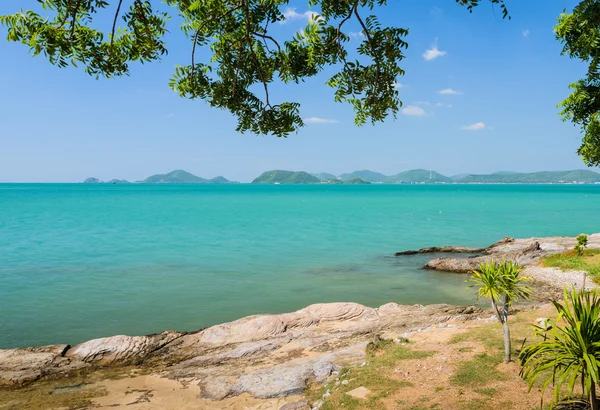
[190,3,243,90]
[110,0,125,55]
[330,1,357,49]
[242,0,271,109]
[252,32,280,52]
[58,0,73,28]
[69,0,83,39]
[353,7,380,85]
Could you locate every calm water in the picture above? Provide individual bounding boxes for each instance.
[1,184,599,348]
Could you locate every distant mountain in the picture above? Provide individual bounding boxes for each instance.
[311,172,338,181]
[252,170,321,184]
[322,178,371,185]
[339,170,389,183]
[142,170,231,184]
[83,177,102,184]
[455,170,600,184]
[388,169,451,184]
[107,179,130,184]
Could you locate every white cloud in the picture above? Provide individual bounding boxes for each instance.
[304,117,338,124]
[461,122,487,131]
[431,6,443,14]
[415,101,452,108]
[402,106,427,116]
[438,88,462,95]
[522,29,530,38]
[392,82,403,89]
[423,39,447,61]
[350,31,365,39]
[281,8,320,23]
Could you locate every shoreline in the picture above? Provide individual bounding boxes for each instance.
[1,233,599,407]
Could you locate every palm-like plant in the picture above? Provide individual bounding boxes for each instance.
[520,288,600,410]
[470,260,533,363]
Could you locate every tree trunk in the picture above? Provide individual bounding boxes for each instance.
[591,382,599,410]
[583,271,587,292]
[502,319,511,363]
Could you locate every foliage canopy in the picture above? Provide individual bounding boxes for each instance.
[0,0,508,137]
[556,0,600,166]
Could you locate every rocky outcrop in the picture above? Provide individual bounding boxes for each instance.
[418,235,600,274]
[0,302,481,393]
[395,245,486,256]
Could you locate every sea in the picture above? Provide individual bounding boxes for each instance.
[1,183,599,349]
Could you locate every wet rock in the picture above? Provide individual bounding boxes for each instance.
[395,246,485,256]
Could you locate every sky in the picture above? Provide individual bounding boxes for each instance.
[0,0,597,182]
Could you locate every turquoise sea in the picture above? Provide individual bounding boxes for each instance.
[1,183,600,349]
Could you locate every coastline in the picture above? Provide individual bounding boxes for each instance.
[1,233,598,409]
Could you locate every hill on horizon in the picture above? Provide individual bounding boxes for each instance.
[142,170,232,184]
[252,170,320,184]
[339,170,389,183]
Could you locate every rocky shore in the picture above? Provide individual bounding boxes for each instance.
[1,233,598,409]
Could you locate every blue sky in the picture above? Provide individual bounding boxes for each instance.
[0,0,595,182]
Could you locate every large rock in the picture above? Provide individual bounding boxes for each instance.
[185,302,379,347]
[198,344,365,400]
[0,345,87,385]
[424,256,485,273]
[67,331,181,365]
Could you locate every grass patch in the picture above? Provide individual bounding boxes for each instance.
[541,249,600,280]
[458,398,490,410]
[309,342,436,410]
[450,352,509,387]
[473,387,497,396]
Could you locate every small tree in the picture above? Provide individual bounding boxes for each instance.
[520,288,600,410]
[469,260,533,363]
[575,234,589,291]
[575,234,588,257]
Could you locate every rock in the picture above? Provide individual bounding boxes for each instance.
[395,246,485,256]
[185,302,379,347]
[424,256,484,273]
[175,340,283,368]
[279,400,311,410]
[346,386,371,399]
[0,345,87,385]
[201,355,340,399]
[67,331,181,365]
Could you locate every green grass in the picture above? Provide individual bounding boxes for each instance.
[541,249,600,280]
[450,352,509,387]
[309,343,436,410]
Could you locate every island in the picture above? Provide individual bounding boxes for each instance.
[252,170,321,184]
